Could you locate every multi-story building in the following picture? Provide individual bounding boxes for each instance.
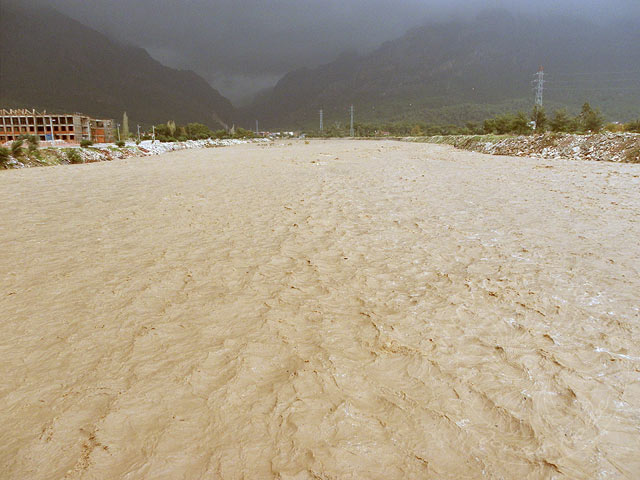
[0,109,115,144]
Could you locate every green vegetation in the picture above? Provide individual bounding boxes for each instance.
[531,106,547,132]
[80,139,93,148]
[115,140,126,148]
[152,122,254,142]
[623,119,640,134]
[10,139,24,158]
[549,110,578,133]
[66,149,83,164]
[578,102,605,133]
[16,134,40,153]
[307,102,637,138]
[0,146,10,167]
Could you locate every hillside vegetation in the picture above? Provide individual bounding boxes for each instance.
[243,10,640,129]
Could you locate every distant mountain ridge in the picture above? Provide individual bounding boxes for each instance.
[242,11,640,129]
[0,2,234,128]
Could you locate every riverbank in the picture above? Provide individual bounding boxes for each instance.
[404,132,640,163]
[1,138,270,169]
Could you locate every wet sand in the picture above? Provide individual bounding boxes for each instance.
[1,140,639,479]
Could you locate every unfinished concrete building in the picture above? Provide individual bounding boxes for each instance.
[0,109,115,144]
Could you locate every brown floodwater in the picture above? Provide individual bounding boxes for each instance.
[1,140,639,479]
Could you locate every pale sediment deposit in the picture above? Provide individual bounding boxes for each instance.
[2,138,268,169]
[407,132,640,163]
[1,140,639,479]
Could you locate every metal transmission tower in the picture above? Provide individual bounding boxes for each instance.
[349,105,354,137]
[319,109,323,133]
[534,66,545,106]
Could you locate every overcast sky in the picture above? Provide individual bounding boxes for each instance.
[17,0,640,101]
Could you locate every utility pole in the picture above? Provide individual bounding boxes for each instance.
[117,123,121,142]
[534,66,545,107]
[349,105,354,137]
[319,109,324,134]
[152,125,155,143]
[137,124,141,142]
[255,120,259,135]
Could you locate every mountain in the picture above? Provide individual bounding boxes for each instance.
[243,11,640,129]
[0,2,234,128]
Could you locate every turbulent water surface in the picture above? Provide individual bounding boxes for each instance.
[1,140,639,479]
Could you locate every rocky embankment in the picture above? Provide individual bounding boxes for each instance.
[1,138,269,169]
[406,133,640,163]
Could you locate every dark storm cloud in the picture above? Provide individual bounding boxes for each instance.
[14,0,640,100]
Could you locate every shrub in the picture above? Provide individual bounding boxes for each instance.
[80,139,93,147]
[0,146,10,166]
[10,139,24,157]
[549,110,578,133]
[605,123,625,133]
[66,149,83,164]
[624,119,640,133]
[20,134,40,152]
[512,112,533,135]
[115,140,125,148]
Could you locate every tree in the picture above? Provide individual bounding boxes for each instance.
[483,114,515,134]
[185,123,213,140]
[579,102,604,132]
[512,112,533,135]
[410,125,423,136]
[167,120,176,137]
[549,109,576,133]
[233,127,255,139]
[531,106,547,132]
[122,112,130,139]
